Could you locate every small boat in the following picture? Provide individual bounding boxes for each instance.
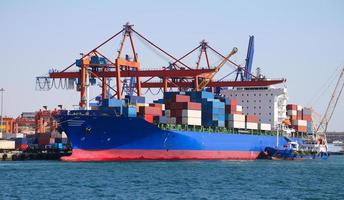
[265,140,329,160]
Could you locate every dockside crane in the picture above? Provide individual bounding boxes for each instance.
[36,23,285,110]
[315,67,344,137]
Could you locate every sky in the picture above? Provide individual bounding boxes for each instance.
[0,0,343,131]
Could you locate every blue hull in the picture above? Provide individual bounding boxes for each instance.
[56,110,295,161]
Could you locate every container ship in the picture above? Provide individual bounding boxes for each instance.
[37,23,321,161]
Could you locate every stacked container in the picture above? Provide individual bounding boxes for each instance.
[286,104,309,133]
[245,115,258,130]
[201,99,225,127]
[138,105,163,123]
[302,107,313,134]
[164,94,202,126]
[226,114,245,129]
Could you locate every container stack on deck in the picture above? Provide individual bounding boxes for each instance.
[164,94,202,126]
[109,91,272,132]
[286,104,312,133]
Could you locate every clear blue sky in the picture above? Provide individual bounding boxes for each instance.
[1,0,343,131]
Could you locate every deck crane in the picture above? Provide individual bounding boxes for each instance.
[315,67,344,138]
[198,47,238,90]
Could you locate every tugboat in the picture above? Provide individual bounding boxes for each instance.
[265,136,329,160]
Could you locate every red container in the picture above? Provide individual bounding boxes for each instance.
[144,114,154,123]
[139,106,162,116]
[287,104,297,110]
[172,95,190,103]
[302,114,312,122]
[229,98,237,106]
[245,115,258,123]
[170,102,201,110]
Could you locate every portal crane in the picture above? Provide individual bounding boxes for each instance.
[36,23,285,110]
[315,67,344,135]
[198,47,238,90]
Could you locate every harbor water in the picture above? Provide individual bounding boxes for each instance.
[1,156,343,200]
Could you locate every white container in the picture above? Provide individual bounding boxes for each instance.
[161,104,165,111]
[246,122,258,130]
[167,117,176,124]
[182,117,202,126]
[182,110,202,118]
[0,132,4,139]
[297,105,303,111]
[0,140,15,150]
[292,120,307,126]
[287,110,297,116]
[164,110,171,117]
[227,121,246,129]
[236,105,243,112]
[259,123,272,131]
[227,114,245,122]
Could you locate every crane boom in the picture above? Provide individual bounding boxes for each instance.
[198,47,238,90]
[316,67,344,134]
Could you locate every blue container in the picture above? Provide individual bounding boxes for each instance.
[123,106,137,117]
[163,92,183,100]
[153,99,165,104]
[125,95,146,104]
[186,91,214,100]
[103,99,123,107]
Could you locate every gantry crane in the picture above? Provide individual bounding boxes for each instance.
[36,23,285,109]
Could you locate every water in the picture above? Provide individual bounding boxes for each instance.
[1,156,343,200]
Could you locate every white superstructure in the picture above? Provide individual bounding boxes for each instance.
[221,86,287,129]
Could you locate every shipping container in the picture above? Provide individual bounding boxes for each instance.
[246,122,258,130]
[292,120,307,126]
[286,104,297,110]
[258,123,272,131]
[297,105,303,111]
[125,95,145,104]
[287,110,297,116]
[123,106,137,117]
[139,106,162,116]
[168,102,202,110]
[102,98,123,107]
[143,115,154,123]
[172,95,190,103]
[167,117,176,124]
[186,91,214,100]
[227,121,245,129]
[226,114,245,122]
[245,115,258,123]
[176,117,202,126]
[181,110,202,118]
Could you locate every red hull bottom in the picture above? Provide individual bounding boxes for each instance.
[61,149,261,162]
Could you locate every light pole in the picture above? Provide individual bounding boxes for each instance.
[0,88,4,134]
